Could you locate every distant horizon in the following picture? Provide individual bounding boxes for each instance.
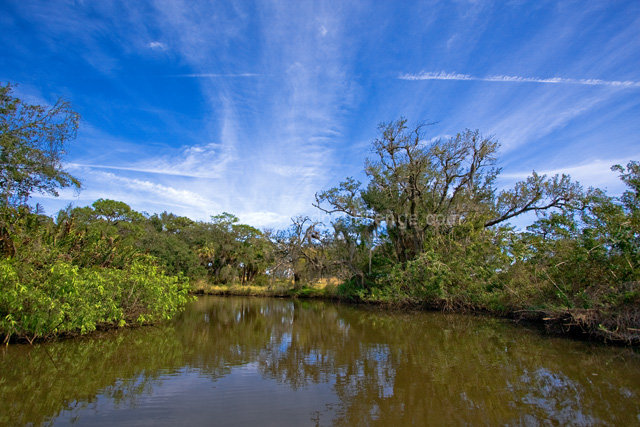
[2,1,639,228]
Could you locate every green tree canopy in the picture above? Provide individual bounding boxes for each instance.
[315,118,582,262]
[0,83,80,207]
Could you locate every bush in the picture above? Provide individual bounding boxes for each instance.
[0,255,191,343]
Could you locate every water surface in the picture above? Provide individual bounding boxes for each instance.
[1,296,639,425]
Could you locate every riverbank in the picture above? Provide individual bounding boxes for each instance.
[192,281,640,346]
[190,278,340,299]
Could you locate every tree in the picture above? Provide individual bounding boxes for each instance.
[0,83,80,208]
[328,216,381,286]
[272,216,327,287]
[315,118,582,263]
[233,223,270,284]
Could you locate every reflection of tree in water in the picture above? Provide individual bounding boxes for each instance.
[196,298,640,425]
[257,301,346,389]
[250,301,640,426]
[1,296,639,425]
[0,326,185,425]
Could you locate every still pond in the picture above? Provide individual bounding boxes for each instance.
[1,296,639,425]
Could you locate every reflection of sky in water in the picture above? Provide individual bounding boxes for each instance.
[55,363,340,426]
[278,332,292,353]
[520,368,597,425]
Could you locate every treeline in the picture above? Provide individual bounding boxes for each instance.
[2,83,638,343]
[192,120,636,343]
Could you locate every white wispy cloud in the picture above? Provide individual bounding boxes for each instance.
[98,171,217,212]
[49,169,222,218]
[53,0,353,227]
[67,162,211,179]
[148,41,167,50]
[485,91,611,152]
[399,71,640,88]
[171,73,262,78]
[68,141,235,180]
[499,156,639,192]
[238,211,293,228]
[265,164,322,178]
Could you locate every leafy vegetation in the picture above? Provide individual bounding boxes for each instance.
[0,84,190,343]
[1,84,637,344]
[313,119,639,343]
[0,83,80,209]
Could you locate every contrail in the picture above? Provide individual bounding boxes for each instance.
[399,71,640,88]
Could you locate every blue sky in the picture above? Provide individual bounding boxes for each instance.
[1,0,639,228]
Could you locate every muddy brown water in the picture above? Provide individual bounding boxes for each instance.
[1,296,639,426]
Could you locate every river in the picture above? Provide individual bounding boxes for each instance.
[1,296,639,425]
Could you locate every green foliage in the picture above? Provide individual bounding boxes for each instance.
[138,212,204,279]
[0,255,190,343]
[0,196,193,342]
[316,118,581,264]
[0,83,80,208]
[319,119,638,341]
